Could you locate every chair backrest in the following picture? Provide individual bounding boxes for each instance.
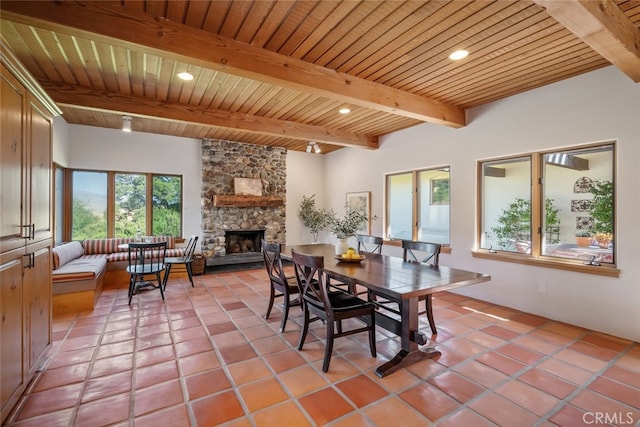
[128,241,167,274]
[184,235,199,260]
[356,234,383,254]
[261,240,289,288]
[402,240,441,267]
[291,249,329,311]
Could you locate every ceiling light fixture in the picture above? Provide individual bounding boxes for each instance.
[449,49,469,61]
[177,71,194,81]
[122,115,132,132]
[338,107,351,114]
[306,141,321,153]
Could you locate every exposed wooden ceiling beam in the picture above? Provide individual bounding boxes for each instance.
[534,0,640,82]
[39,80,378,149]
[0,1,467,128]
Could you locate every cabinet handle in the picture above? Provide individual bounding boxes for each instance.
[23,253,35,269]
[21,224,31,239]
[31,223,36,239]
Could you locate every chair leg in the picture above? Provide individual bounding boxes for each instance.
[279,295,290,333]
[265,286,276,319]
[162,264,172,291]
[425,294,437,334]
[156,272,165,300]
[186,262,194,287]
[322,321,335,372]
[368,314,377,357]
[297,307,310,351]
[128,275,136,305]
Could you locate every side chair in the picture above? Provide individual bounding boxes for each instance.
[163,235,198,290]
[403,240,442,334]
[127,241,167,305]
[356,234,383,254]
[292,249,377,372]
[262,240,301,332]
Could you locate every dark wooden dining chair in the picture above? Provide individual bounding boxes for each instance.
[127,241,167,305]
[163,235,198,290]
[292,249,377,372]
[262,240,301,332]
[403,240,442,334]
[356,234,383,254]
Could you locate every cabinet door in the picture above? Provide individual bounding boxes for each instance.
[0,249,25,417]
[27,99,53,243]
[24,241,51,372]
[0,64,26,254]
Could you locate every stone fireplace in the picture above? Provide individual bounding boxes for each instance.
[201,139,286,266]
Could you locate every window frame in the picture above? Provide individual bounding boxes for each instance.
[473,142,619,278]
[62,167,183,240]
[384,166,451,246]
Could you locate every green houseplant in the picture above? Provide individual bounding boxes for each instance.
[298,194,330,242]
[491,198,560,250]
[589,179,613,247]
[327,204,370,240]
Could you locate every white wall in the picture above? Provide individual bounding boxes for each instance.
[285,150,327,245]
[63,125,203,249]
[322,66,640,342]
[52,116,70,167]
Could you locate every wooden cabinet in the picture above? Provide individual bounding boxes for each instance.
[1,43,59,424]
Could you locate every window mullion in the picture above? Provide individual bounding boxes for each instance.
[530,154,542,257]
[147,174,153,235]
[107,171,115,238]
[412,171,418,241]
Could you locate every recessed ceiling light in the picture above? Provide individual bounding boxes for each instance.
[338,108,351,114]
[177,71,194,81]
[449,50,469,61]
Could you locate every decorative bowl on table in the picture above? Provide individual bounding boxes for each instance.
[334,254,365,263]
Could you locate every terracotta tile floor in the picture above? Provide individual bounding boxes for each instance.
[5,267,640,426]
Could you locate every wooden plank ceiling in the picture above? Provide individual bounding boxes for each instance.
[1,0,638,154]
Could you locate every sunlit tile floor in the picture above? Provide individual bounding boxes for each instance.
[5,267,640,426]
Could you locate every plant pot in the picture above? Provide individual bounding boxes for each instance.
[575,237,591,247]
[335,238,349,255]
[596,238,611,249]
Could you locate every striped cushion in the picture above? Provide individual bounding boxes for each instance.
[52,241,85,269]
[83,236,176,255]
[108,248,184,262]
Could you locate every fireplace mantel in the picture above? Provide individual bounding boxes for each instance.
[213,195,284,207]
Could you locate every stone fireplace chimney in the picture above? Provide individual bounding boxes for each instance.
[201,139,286,265]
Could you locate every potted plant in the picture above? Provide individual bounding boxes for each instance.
[575,230,592,247]
[298,194,330,242]
[491,198,560,251]
[589,179,613,248]
[328,204,371,254]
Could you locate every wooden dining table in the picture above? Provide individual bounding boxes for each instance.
[281,244,491,377]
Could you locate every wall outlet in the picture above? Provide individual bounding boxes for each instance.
[537,282,547,294]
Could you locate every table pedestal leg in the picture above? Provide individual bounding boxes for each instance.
[375,347,441,378]
[374,295,441,378]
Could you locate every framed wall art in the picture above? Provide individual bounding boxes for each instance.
[346,191,371,235]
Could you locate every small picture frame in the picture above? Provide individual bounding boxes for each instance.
[234,178,262,196]
[346,191,371,235]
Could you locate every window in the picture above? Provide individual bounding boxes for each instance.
[69,169,182,239]
[152,175,182,236]
[115,173,146,237]
[72,170,108,240]
[478,142,616,274]
[386,167,450,244]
